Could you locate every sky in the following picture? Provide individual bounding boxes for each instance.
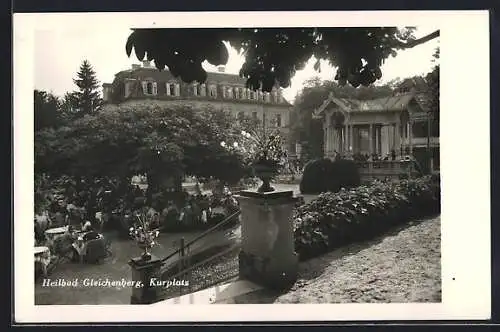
[34,26,439,103]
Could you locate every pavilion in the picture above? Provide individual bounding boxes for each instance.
[312,91,439,171]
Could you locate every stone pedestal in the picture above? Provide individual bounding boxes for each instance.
[235,190,299,291]
[129,254,163,304]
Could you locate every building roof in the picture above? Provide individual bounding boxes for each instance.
[356,93,417,111]
[107,64,292,106]
[113,66,249,86]
[313,92,422,118]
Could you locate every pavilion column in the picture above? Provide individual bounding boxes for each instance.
[408,120,413,155]
[369,124,374,156]
[327,127,331,156]
[323,124,329,157]
[381,124,389,157]
[330,127,334,155]
[332,127,339,152]
[393,123,398,152]
[324,113,331,158]
[344,124,348,153]
[400,122,405,156]
[374,125,379,155]
[349,124,354,153]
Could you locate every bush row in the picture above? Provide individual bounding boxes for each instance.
[293,175,440,260]
[300,158,361,194]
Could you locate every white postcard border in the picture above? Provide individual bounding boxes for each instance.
[14,10,491,323]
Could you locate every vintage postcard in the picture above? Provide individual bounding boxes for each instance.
[13,10,490,323]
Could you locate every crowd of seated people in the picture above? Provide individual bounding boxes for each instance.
[35,175,242,242]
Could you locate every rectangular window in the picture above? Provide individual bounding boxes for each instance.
[252,111,258,120]
[143,81,156,95]
[249,91,255,100]
[209,85,217,97]
[193,84,198,96]
[200,84,206,96]
[166,83,176,96]
[276,114,282,127]
[227,87,233,99]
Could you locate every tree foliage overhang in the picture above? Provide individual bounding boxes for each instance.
[125,28,439,92]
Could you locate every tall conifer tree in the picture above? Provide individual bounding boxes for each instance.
[72,60,102,116]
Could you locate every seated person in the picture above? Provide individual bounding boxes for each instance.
[82,228,100,242]
[82,221,94,232]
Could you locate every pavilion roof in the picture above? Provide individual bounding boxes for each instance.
[313,91,426,118]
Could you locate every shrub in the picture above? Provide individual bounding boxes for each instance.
[299,158,333,194]
[329,158,361,192]
[300,158,361,194]
[293,176,440,260]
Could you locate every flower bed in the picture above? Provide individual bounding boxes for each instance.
[293,175,440,260]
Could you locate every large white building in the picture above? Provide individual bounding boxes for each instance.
[102,61,294,153]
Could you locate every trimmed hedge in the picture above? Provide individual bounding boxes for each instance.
[293,176,440,260]
[299,158,333,194]
[329,158,361,192]
[300,158,361,194]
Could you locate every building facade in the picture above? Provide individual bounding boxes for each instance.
[102,61,294,152]
[313,90,440,172]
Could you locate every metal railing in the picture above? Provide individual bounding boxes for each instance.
[154,209,242,301]
[159,209,241,265]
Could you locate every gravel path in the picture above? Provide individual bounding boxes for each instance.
[230,215,441,304]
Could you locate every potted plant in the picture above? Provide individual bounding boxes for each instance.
[220,126,287,193]
[129,208,160,261]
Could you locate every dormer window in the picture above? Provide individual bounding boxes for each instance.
[209,85,217,98]
[275,113,282,127]
[166,82,180,96]
[142,81,157,96]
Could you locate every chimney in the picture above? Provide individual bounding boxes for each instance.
[131,64,141,70]
[217,65,225,73]
[142,60,151,68]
